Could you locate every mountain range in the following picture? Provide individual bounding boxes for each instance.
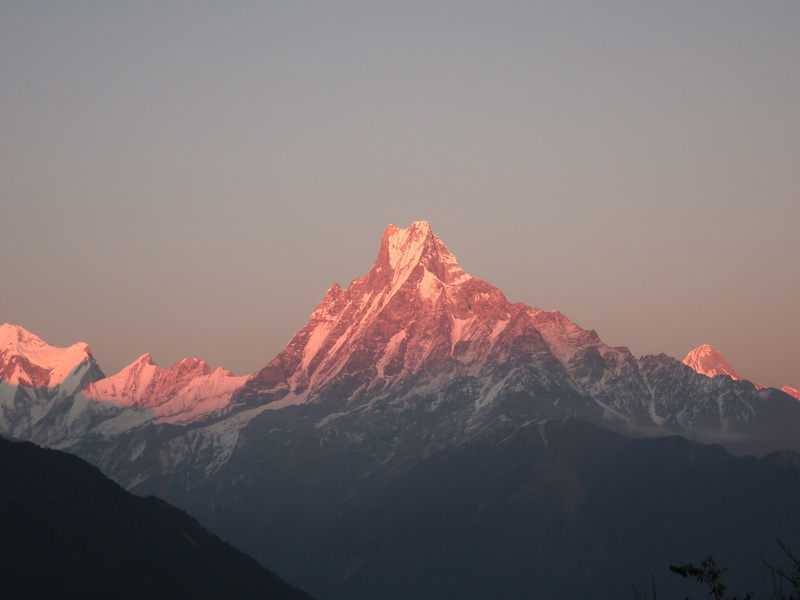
[2,222,797,458]
[2,221,800,599]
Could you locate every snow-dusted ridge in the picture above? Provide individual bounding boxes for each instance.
[82,353,253,424]
[0,322,256,453]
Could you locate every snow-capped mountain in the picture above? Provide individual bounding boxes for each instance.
[0,323,103,393]
[237,220,640,418]
[682,344,743,380]
[82,354,252,424]
[682,342,799,403]
[0,323,109,441]
[682,343,769,391]
[238,220,546,405]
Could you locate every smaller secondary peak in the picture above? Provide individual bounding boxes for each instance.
[782,386,800,401]
[682,344,742,380]
[173,357,212,376]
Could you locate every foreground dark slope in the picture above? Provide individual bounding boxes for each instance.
[0,437,312,600]
[194,417,800,600]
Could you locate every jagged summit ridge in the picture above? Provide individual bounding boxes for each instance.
[377,221,470,288]
[83,353,252,424]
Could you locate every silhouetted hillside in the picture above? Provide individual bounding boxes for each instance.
[0,436,313,600]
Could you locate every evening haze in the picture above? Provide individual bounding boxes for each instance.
[2,2,798,389]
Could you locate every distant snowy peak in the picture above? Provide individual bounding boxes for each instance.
[783,386,800,401]
[82,354,252,424]
[0,323,101,392]
[682,344,742,380]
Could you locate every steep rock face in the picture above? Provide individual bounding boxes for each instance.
[82,354,252,424]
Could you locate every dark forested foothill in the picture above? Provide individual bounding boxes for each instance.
[0,437,313,600]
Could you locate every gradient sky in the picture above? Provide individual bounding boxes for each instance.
[2,1,798,389]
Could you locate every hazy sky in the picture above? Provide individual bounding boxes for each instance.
[2,1,798,389]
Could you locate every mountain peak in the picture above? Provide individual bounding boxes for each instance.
[240,221,605,405]
[134,353,155,366]
[0,322,27,345]
[682,344,742,380]
[382,221,434,271]
[0,323,95,388]
[1,323,71,351]
[373,221,469,290]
